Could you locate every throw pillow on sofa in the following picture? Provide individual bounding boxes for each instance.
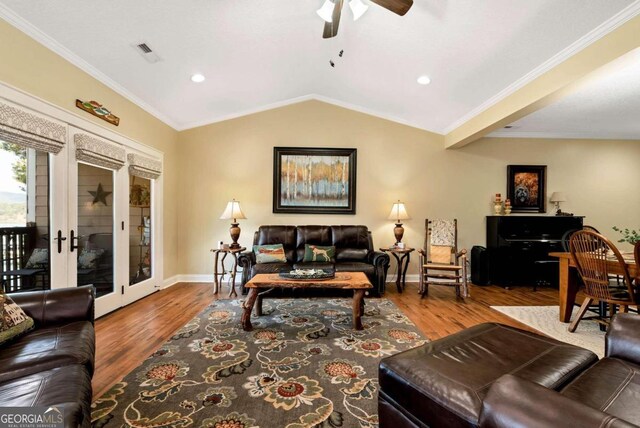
[253,244,287,264]
[24,248,48,269]
[78,248,105,269]
[0,292,34,345]
[303,245,336,262]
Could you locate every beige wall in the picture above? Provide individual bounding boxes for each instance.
[0,20,180,279]
[178,100,443,275]
[178,100,640,276]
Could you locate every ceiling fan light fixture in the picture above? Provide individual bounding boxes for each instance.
[349,0,369,21]
[417,75,431,85]
[317,0,335,23]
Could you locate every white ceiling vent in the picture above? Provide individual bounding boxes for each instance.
[133,42,162,63]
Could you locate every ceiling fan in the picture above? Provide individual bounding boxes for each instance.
[317,0,413,39]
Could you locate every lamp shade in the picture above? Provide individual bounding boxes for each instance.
[387,201,410,222]
[549,192,567,203]
[219,199,247,221]
[349,0,369,20]
[317,0,334,22]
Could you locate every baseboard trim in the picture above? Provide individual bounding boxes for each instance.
[163,273,424,290]
[177,274,215,283]
[162,275,181,289]
[162,274,243,289]
[386,274,419,282]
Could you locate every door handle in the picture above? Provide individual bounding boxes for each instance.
[70,230,83,252]
[55,230,67,254]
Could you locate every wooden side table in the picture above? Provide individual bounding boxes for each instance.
[380,247,415,293]
[211,246,246,297]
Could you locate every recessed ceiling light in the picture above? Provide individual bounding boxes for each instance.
[417,75,431,85]
[191,74,205,83]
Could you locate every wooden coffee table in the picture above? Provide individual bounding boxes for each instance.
[241,272,373,331]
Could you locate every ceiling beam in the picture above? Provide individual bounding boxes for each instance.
[445,12,640,149]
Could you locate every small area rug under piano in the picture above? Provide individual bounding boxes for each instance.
[492,305,604,357]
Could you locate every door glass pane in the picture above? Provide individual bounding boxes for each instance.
[0,143,50,292]
[77,163,114,298]
[129,176,151,285]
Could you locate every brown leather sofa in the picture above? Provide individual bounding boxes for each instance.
[379,314,640,428]
[239,225,390,295]
[479,314,640,428]
[1,285,95,428]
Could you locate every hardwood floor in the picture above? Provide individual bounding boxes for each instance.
[93,281,562,399]
[93,283,218,399]
[387,282,560,339]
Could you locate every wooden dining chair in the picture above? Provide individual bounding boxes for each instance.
[418,219,468,299]
[568,230,636,333]
[635,241,640,284]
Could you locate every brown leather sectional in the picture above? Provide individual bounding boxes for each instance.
[1,286,95,428]
[379,314,640,428]
[239,225,390,295]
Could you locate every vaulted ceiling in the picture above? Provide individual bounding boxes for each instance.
[0,0,637,133]
[489,48,640,140]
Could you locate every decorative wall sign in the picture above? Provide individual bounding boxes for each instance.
[273,147,357,214]
[89,183,112,206]
[76,99,120,126]
[507,165,547,213]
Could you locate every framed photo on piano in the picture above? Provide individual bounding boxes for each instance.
[507,165,547,213]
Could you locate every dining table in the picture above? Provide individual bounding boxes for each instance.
[549,251,638,323]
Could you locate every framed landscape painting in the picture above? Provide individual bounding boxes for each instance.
[273,147,357,214]
[507,165,547,213]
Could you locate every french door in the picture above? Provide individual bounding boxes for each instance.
[0,91,162,318]
[124,174,157,306]
[66,127,158,317]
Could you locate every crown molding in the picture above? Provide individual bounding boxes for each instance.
[486,130,640,141]
[0,5,179,130]
[177,93,434,132]
[441,0,640,135]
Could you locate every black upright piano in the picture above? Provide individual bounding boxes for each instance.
[486,215,584,287]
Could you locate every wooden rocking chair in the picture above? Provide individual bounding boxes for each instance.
[418,219,468,299]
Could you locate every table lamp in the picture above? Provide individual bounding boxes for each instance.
[220,199,247,249]
[550,192,567,215]
[388,200,410,245]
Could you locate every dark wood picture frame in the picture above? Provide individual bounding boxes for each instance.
[507,165,547,213]
[273,147,357,214]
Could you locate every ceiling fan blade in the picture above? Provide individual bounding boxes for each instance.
[370,0,413,16]
[323,0,344,39]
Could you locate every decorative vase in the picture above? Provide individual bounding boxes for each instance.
[494,203,502,215]
[504,205,512,215]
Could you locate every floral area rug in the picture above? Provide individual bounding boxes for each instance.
[92,298,427,428]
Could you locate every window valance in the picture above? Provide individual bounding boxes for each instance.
[74,132,126,170]
[0,99,67,154]
[128,153,162,179]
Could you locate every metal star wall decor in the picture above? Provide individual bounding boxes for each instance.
[89,183,112,206]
